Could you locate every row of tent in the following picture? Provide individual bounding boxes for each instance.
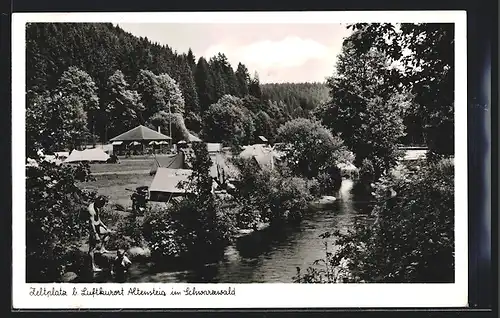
[148,144,283,201]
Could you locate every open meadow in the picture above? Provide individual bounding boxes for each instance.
[80,158,158,208]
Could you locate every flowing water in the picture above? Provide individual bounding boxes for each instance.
[91,179,374,283]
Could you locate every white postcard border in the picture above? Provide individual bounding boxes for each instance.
[12,11,468,309]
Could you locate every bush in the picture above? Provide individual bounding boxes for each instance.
[231,156,318,226]
[107,212,147,251]
[267,176,316,225]
[143,198,236,263]
[26,160,94,282]
[295,158,454,283]
[276,118,353,180]
[184,112,203,134]
[316,166,342,195]
[143,205,187,259]
[144,142,237,264]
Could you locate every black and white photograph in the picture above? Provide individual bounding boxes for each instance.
[12,11,468,308]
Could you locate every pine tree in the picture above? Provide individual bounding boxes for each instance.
[209,54,228,101]
[235,62,250,97]
[176,56,200,115]
[187,48,197,73]
[249,71,262,99]
[195,57,216,113]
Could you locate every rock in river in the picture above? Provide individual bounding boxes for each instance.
[61,272,78,282]
[309,196,337,209]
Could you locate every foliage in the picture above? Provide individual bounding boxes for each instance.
[261,82,329,118]
[346,23,455,155]
[209,53,239,99]
[203,95,255,146]
[318,40,408,178]
[133,69,185,120]
[145,143,235,263]
[231,157,318,226]
[230,157,274,228]
[235,62,251,97]
[267,176,316,225]
[147,111,190,143]
[276,118,352,185]
[359,158,376,185]
[172,56,199,114]
[102,70,144,138]
[57,66,100,114]
[26,23,255,143]
[248,71,262,99]
[253,110,275,141]
[26,90,89,155]
[295,159,455,283]
[194,57,216,113]
[26,159,95,282]
[110,212,146,250]
[184,111,203,134]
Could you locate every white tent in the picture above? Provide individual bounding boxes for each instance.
[64,148,110,163]
[207,143,223,153]
[402,149,427,161]
[149,168,193,201]
[239,144,283,170]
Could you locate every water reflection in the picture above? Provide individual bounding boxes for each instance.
[96,179,374,283]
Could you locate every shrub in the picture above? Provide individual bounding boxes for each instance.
[276,118,353,181]
[26,160,94,282]
[144,142,236,264]
[231,156,318,226]
[267,176,315,225]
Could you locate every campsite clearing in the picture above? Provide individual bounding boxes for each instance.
[90,159,154,174]
[79,173,154,208]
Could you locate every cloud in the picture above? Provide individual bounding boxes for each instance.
[205,36,331,70]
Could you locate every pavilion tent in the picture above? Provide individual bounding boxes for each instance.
[110,125,172,155]
[110,125,172,142]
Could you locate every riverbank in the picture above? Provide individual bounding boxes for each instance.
[66,179,373,283]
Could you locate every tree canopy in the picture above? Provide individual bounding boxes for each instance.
[317,37,410,178]
[345,23,454,155]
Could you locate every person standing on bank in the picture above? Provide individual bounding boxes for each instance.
[88,196,115,272]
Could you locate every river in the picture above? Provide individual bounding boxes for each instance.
[97,179,374,284]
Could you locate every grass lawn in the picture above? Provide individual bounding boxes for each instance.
[79,173,154,208]
[89,154,183,174]
[90,159,155,174]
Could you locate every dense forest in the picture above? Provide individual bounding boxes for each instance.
[26,23,329,154]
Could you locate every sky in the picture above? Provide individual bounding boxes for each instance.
[117,23,353,84]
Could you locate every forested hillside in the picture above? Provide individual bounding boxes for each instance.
[261,82,329,119]
[26,23,329,153]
